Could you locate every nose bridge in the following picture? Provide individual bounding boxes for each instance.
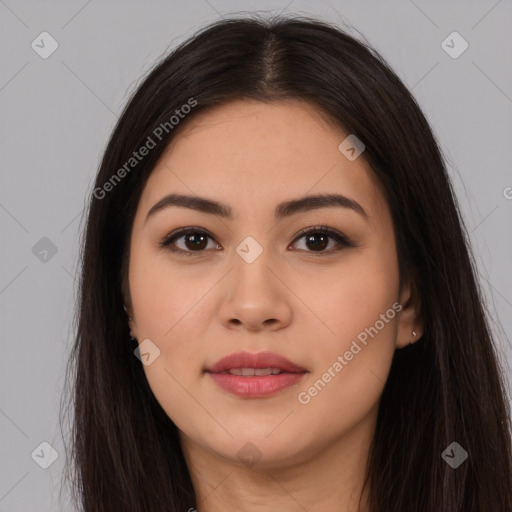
[218,235,292,331]
[231,237,276,297]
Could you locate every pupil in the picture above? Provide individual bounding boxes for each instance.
[186,233,207,250]
[307,233,328,251]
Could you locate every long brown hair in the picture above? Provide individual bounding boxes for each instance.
[60,14,512,511]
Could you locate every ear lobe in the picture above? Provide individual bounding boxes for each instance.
[396,278,424,349]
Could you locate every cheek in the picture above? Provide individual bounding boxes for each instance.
[129,246,213,401]
[129,243,212,339]
[308,248,399,349]
[293,251,399,435]
[129,249,212,433]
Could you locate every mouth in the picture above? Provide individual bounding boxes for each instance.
[205,350,307,374]
[217,367,287,376]
[205,351,308,398]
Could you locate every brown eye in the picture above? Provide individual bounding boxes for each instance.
[160,228,220,254]
[290,226,353,254]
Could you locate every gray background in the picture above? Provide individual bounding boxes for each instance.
[0,1,511,510]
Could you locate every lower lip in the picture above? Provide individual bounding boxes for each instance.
[207,372,307,398]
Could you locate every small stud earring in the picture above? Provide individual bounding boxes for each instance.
[412,331,417,337]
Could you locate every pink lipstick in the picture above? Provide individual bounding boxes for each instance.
[205,351,307,398]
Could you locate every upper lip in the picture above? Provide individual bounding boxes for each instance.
[206,351,307,374]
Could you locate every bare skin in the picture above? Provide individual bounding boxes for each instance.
[125,99,423,511]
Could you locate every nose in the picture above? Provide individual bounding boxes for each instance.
[217,251,293,333]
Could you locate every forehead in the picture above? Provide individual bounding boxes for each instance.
[137,99,389,224]
[163,98,349,169]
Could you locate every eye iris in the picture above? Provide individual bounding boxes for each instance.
[185,233,208,250]
[306,233,328,251]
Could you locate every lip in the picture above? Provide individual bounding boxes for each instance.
[206,351,307,374]
[205,351,308,398]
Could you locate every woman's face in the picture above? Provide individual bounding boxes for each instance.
[126,99,420,470]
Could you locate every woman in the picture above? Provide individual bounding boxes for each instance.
[61,14,512,511]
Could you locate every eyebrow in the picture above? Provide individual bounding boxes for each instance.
[145,192,368,223]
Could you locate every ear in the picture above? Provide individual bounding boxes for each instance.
[123,302,138,340]
[396,277,424,349]
[121,260,139,339]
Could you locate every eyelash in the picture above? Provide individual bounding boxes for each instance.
[159,225,353,256]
